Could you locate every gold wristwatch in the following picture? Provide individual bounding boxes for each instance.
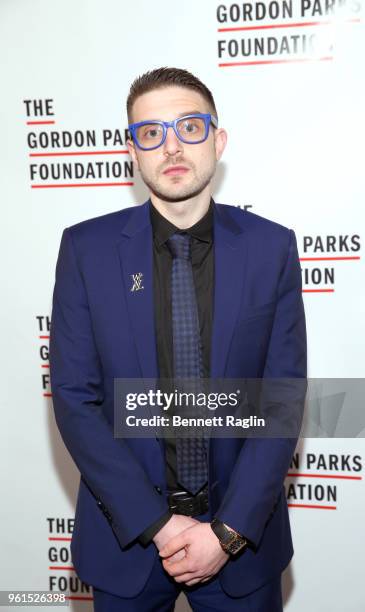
[210,518,248,555]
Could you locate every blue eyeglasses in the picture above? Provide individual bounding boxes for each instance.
[128,113,218,151]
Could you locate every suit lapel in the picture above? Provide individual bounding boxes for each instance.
[210,203,247,378]
[117,200,159,382]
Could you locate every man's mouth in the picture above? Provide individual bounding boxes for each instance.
[163,166,190,176]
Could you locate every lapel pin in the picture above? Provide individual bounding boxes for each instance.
[130,272,144,292]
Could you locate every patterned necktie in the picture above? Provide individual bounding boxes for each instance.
[167,232,208,495]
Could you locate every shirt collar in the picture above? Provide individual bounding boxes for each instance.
[149,198,214,247]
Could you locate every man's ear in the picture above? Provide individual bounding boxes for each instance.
[127,138,140,170]
[214,128,227,162]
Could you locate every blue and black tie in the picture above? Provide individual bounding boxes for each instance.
[167,232,208,495]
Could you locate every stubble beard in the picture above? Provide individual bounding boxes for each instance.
[139,159,216,203]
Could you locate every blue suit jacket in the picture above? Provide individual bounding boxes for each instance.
[49,199,307,598]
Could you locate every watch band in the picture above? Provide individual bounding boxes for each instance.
[210,518,248,555]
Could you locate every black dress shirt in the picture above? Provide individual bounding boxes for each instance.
[138,198,214,545]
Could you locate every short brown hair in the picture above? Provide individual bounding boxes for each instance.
[126,67,218,123]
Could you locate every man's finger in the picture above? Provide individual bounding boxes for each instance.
[185,578,202,586]
[159,532,187,558]
[162,557,194,577]
[173,572,201,584]
[185,573,213,586]
[166,549,185,563]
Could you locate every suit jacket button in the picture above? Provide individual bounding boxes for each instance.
[155,486,162,495]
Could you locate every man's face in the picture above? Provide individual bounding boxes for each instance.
[127,86,227,203]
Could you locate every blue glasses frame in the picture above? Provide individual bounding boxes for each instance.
[128,113,218,151]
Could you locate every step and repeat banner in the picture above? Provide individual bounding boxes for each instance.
[1,1,364,610]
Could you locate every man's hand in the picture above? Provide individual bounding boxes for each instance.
[153,514,199,563]
[159,522,229,586]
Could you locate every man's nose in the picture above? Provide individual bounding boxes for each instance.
[163,126,183,156]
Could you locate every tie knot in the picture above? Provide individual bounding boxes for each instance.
[167,232,191,260]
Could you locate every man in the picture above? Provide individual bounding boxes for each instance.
[49,67,307,611]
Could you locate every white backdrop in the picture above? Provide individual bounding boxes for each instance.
[1,1,364,610]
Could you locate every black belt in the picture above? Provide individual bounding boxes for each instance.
[167,486,209,517]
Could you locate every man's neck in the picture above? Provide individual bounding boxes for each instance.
[150,186,212,229]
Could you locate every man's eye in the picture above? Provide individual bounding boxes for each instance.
[145,128,159,139]
[181,121,198,133]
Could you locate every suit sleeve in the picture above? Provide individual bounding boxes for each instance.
[214,229,307,548]
[138,510,173,546]
[49,228,170,549]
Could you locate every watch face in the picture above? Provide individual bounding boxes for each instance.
[225,534,247,554]
[230,538,246,554]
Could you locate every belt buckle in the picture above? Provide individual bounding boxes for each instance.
[168,488,208,517]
